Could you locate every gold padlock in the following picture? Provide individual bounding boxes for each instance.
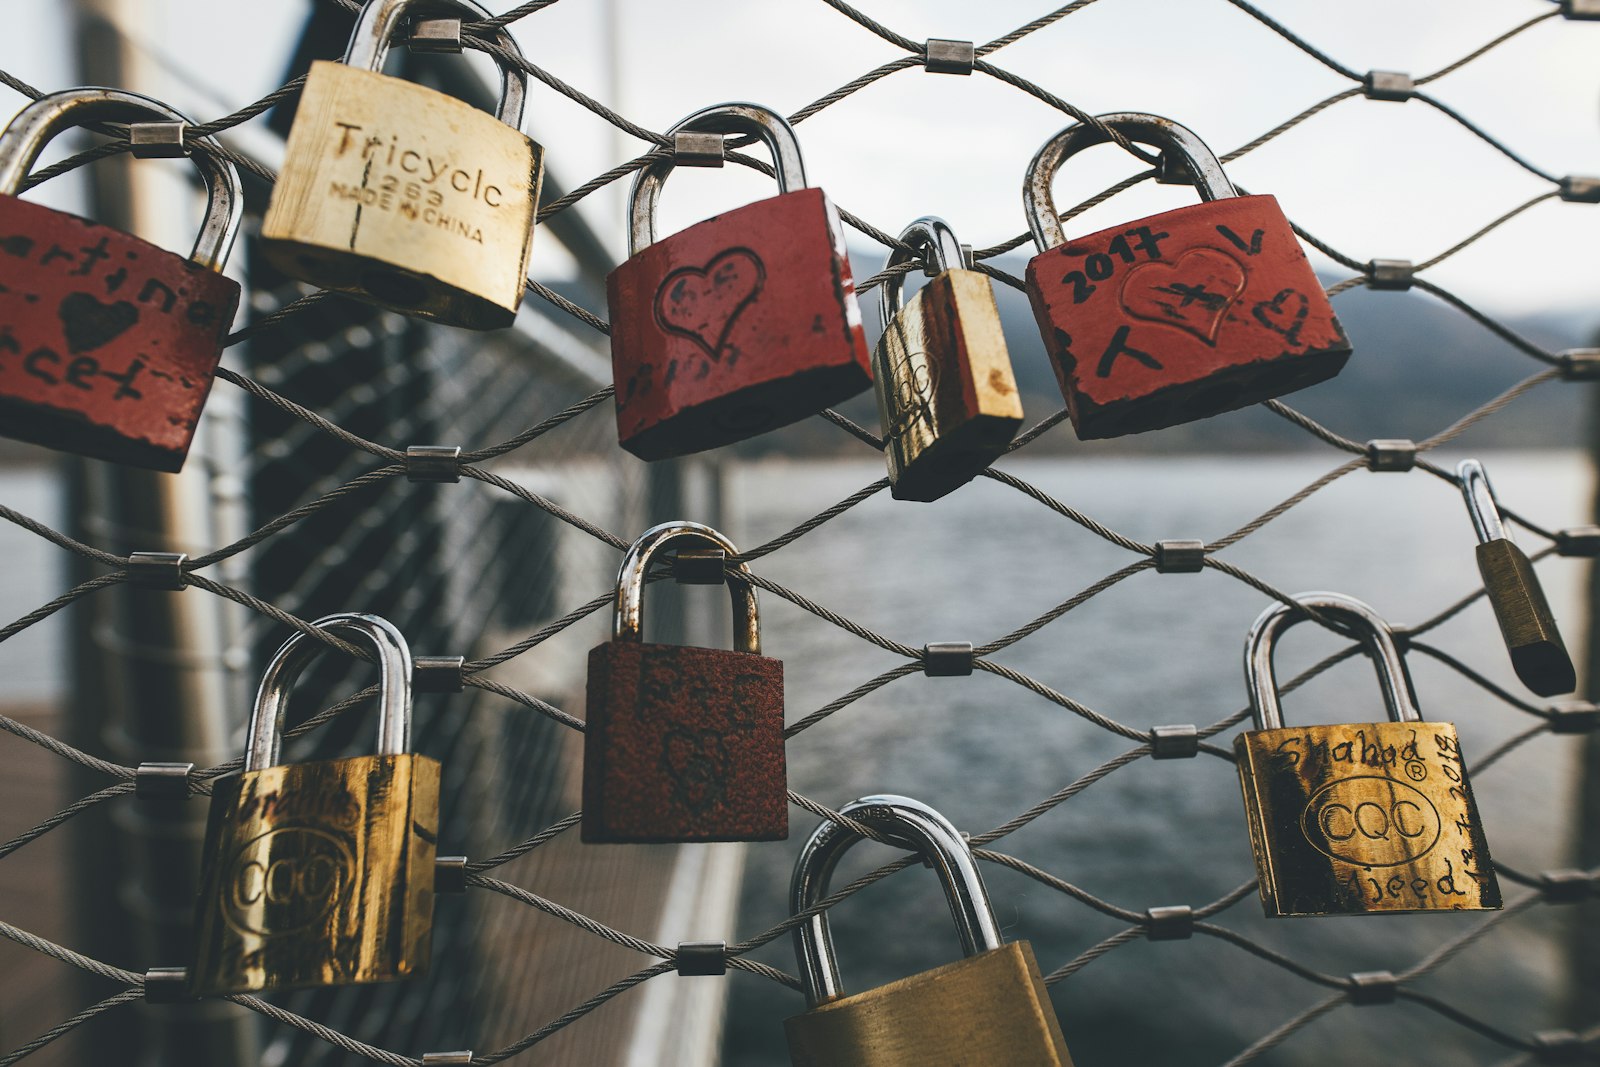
[873,217,1022,502]
[189,613,441,995]
[784,795,1074,1067]
[262,0,543,329]
[1234,592,1502,918]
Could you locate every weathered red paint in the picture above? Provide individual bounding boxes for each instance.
[606,186,873,460]
[582,641,787,843]
[0,197,238,471]
[1025,195,1349,439]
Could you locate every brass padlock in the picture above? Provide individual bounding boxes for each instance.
[261,0,542,329]
[784,795,1074,1066]
[1458,459,1575,696]
[1234,592,1502,917]
[189,613,441,995]
[873,217,1023,501]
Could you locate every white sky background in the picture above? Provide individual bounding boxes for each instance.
[1,0,1596,317]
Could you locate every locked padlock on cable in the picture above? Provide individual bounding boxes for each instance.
[1023,113,1351,439]
[784,795,1074,1066]
[262,0,542,329]
[1234,592,1502,917]
[582,521,787,843]
[189,613,441,995]
[873,217,1022,502]
[607,102,873,459]
[1458,459,1575,696]
[0,88,242,471]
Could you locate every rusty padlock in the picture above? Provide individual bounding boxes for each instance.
[1023,113,1351,439]
[582,521,787,843]
[784,795,1073,1066]
[874,217,1022,502]
[189,613,441,994]
[262,0,542,329]
[1458,459,1576,696]
[0,88,242,471]
[1234,592,1501,917]
[607,102,873,459]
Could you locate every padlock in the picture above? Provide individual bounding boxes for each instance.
[607,103,873,459]
[261,0,541,329]
[582,521,787,843]
[1458,459,1575,696]
[0,88,242,471]
[189,613,440,995]
[1234,592,1502,917]
[1023,113,1351,439]
[784,795,1073,1067]
[873,217,1022,501]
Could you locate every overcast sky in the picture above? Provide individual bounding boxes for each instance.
[2,0,1596,317]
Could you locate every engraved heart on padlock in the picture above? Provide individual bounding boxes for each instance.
[652,248,766,360]
[1119,247,1246,345]
[58,292,140,354]
[660,724,731,813]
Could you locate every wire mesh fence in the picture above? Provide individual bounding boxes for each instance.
[0,0,1598,1064]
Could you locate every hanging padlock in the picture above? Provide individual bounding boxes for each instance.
[1234,592,1502,917]
[1458,459,1576,696]
[189,613,441,995]
[607,103,873,459]
[784,795,1074,1067]
[1023,113,1351,439]
[261,0,541,329]
[583,521,787,842]
[873,217,1022,502]
[0,88,242,471]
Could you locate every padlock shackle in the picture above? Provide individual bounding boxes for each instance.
[1458,459,1510,544]
[878,215,967,326]
[1024,112,1237,252]
[343,0,529,130]
[628,102,810,257]
[614,521,760,655]
[245,613,414,772]
[0,87,243,272]
[790,794,1003,1008]
[1246,591,1422,732]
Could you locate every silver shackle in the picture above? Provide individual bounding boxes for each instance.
[343,0,530,130]
[245,613,414,772]
[0,87,243,272]
[878,216,967,327]
[629,102,809,257]
[790,794,1003,1008]
[1024,112,1236,253]
[614,521,760,655]
[1458,459,1511,544]
[1246,592,1421,732]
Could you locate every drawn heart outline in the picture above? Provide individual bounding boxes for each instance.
[1118,247,1246,346]
[58,292,139,354]
[652,248,766,361]
[1250,287,1310,347]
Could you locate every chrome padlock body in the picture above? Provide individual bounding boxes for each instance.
[1234,593,1501,917]
[0,88,242,471]
[262,0,542,329]
[874,217,1022,502]
[784,796,1073,1067]
[1023,113,1351,440]
[190,613,440,995]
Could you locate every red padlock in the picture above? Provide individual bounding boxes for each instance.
[606,103,873,460]
[1023,113,1350,439]
[0,88,242,471]
[583,521,787,843]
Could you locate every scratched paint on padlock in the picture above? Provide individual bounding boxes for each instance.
[0,198,237,470]
[1234,721,1502,916]
[1025,195,1350,439]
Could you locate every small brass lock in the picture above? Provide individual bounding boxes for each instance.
[1234,593,1502,917]
[189,613,441,995]
[784,795,1073,1066]
[1458,459,1575,696]
[873,217,1023,501]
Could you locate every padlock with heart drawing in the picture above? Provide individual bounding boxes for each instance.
[1023,112,1351,439]
[606,102,873,460]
